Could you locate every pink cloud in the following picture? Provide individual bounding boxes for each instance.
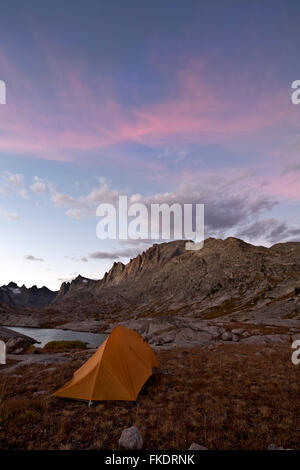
[261,173,300,201]
[0,51,299,167]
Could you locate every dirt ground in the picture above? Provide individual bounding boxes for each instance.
[0,342,299,450]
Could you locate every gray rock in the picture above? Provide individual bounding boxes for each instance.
[241,334,290,346]
[232,334,239,342]
[232,328,245,335]
[221,331,233,341]
[119,426,143,450]
[242,331,250,338]
[146,322,173,338]
[0,327,36,354]
[264,334,290,344]
[189,443,208,450]
[195,325,225,338]
[175,328,213,347]
[241,336,268,346]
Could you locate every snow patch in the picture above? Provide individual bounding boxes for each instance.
[9,288,21,295]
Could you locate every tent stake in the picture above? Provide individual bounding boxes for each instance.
[88,400,93,407]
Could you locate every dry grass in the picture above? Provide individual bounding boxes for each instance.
[221,321,293,336]
[0,343,299,450]
[43,340,86,351]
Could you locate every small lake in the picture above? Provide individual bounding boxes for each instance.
[6,326,107,348]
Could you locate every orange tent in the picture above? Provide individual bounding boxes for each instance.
[53,325,159,402]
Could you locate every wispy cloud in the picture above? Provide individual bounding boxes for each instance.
[89,247,141,260]
[24,254,44,262]
[237,218,300,245]
[0,52,297,166]
[0,208,20,221]
[65,255,88,263]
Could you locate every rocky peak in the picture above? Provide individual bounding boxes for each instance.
[7,281,18,289]
[60,281,71,292]
[103,261,126,285]
[29,285,38,291]
[73,275,85,283]
[53,275,97,303]
[53,281,71,303]
[69,275,95,287]
[101,240,187,286]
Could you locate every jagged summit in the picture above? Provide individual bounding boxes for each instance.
[101,240,188,285]
[0,282,57,308]
[6,281,18,289]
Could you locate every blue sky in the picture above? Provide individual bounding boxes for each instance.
[0,0,300,290]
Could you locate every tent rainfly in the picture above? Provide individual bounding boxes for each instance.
[53,325,159,402]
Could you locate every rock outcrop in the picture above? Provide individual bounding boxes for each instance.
[0,326,36,353]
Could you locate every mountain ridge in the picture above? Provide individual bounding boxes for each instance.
[45,237,300,324]
[1,237,300,326]
[0,282,57,308]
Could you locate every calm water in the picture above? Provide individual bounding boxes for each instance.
[7,326,107,348]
